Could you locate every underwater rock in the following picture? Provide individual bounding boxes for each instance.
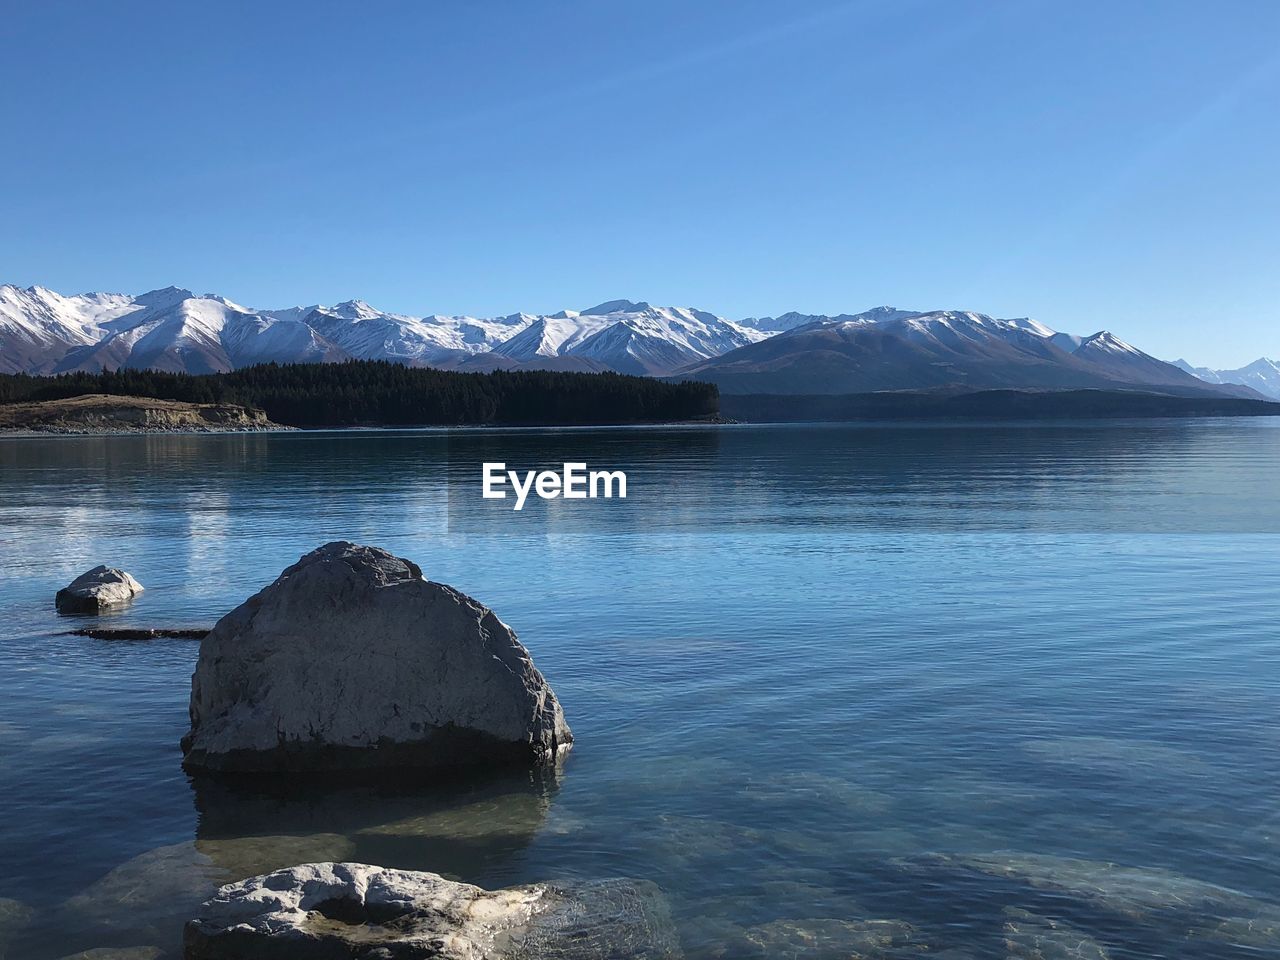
[357,791,554,843]
[55,566,143,614]
[183,862,681,959]
[63,834,355,946]
[1020,736,1210,779]
[897,851,1277,921]
[738,770,894,815]
[690,879,871,928]
[1002,907,1111,959]
[181,541,571,774]
[0,897,34,958]
[54,949,163,960]
[190,770,560,882]
[699,917,921,959]
[1187,911,1280,949]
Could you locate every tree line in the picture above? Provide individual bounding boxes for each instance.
[0,361,720,427]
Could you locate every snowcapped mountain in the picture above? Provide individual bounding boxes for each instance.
[479,300,763,375]
[737,306,920,334]
[52,289,353,374]
[0,284,139,374]
[0,286,759,377]
[1,285,1270,400]
[1172,357,1280,400]
[679,307,1263,398]
[298,300,534,367]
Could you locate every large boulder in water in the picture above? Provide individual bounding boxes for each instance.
[183,862,680,959]
[55,565,144,614]
[180,541,571,774]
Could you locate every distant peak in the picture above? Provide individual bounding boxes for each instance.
[134,286,194,307]
[1081,330,1118,344]
[329,299,383,320]
[581,299,650,315]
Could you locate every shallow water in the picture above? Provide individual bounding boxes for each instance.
[2,421,1280,958]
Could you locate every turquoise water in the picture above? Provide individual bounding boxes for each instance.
[2,421,1280,958]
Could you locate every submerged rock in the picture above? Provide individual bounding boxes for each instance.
[1189,912,1280,949]
[1002,908,1111,959]
[183,862,680,959]
[0,897,34,958]
[690,879,872,929]
[190,771,560,882]
[897,849,1280,953]
[54,949,163,960]
[1020,736,1211,779]
[181,541,571,774]
[700,917,921,959]
[896,851,1272,922]
[63,834,356,946]
[55,566,143,614]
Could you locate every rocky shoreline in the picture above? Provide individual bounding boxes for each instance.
[0,394,286,435]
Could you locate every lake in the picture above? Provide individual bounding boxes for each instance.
[2,421,1280,959]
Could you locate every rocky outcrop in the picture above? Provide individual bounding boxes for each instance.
[0,394,280,434]
[55,566,144,614]
[181,541,571,773]
[183,862,679,959]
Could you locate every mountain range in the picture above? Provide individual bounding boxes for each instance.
[0,286,762,379]
[1171,357,1280,400]
[0,283,1271,400]
[681,308,1263,399]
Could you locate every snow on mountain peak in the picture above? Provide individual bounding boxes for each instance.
[4,284,1265,397]
[1077,330,1145,357]
[327,299,388,321]
[135,286,195,305]
[581,299,650,316]
[1176,355,1280,399]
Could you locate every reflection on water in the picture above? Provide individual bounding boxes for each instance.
[2,422,1280,958]
[192,769,561,882]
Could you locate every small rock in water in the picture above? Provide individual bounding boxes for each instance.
[1002,907,1111,959]
[55,566,143,615]
[181,541,571,774]
[69,627,208,640]
[183,862,681,959]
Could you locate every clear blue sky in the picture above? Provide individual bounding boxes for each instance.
[3,0,1277,366]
